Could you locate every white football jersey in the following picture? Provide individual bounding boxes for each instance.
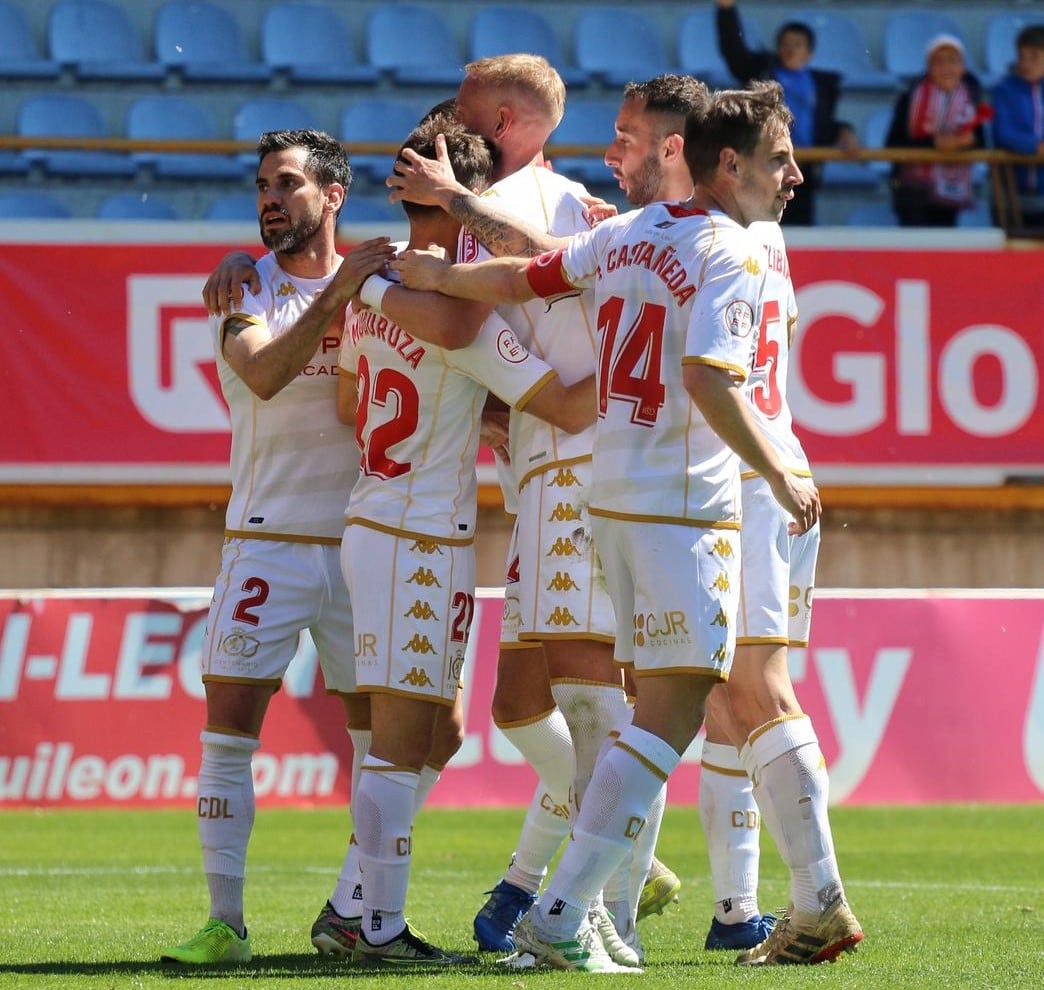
[215,252,357,542]
[459,164,598,489]
[339,303,557,543]
[531,203,767,525]
[743,221,810,476]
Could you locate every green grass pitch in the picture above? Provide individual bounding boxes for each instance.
[1,804,1041,988]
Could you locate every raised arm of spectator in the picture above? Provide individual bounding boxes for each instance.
[716,0,770,85]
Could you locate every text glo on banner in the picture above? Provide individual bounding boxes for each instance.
[1,243,1042,483]
[1,590,1042,808]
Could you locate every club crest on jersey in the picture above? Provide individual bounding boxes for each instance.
[723,300,755,337]
[496,327,528,364]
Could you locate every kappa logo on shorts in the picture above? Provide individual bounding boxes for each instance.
[546,571,580,592]
[548,501,582,523]
[710,536,736,558]
[711,607,729,628]
[712,644,728,664]
[409,539,444,555]
[407,567,442,587]
[401,634,437,655]
[403,599,439,621]
[544,606,580,627]
[546,467,582,488]
[711,572,731,592]
[399,666,435,687]
[546,536,582,558]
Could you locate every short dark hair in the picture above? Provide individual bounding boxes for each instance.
[1016,25,1044,51]
[256,129,352,195]
[683,80,794,185]
[395,118,493,217]
[776,21,815,52]
[623,74,710,138]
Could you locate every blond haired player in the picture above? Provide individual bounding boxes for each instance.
[161,129,394,966]
[332,115,596,968]
[392,81,821,972]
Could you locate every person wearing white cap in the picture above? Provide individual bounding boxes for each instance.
[885,32,989,226]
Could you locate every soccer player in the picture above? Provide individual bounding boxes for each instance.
[388,71,709,958]
[392,81,822,972]
[160,129,394,965]
[335,114,597,966]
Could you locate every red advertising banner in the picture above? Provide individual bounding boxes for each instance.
[2,238,1042,485]
[1,589,1042,808]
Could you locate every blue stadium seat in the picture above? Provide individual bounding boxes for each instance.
[860,105,896,180]
[0,191,72,219]
[365,4,462,87]
[883,12,977,82]
[957,199,996,228]
[206,192,259,221]
[984,13,1040,87]
[546,99,618,187]
[153,0,270,83]
[17,93,135,178]
[468,6,589,88]
[574,6,673,88]
[261,2,378,85]
[0,0,60,79]
[232,98,320,170]
[126,95,244,180]
[846,203,899,227]
[48,0,164,81]
[678,7,762,88]
[96,193,182,220]
[340,97,422,182]
[788,9,898,91]
[342,194,398,225]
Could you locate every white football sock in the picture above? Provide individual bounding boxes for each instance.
[536,725,680,940]
[551,682,629,805]
[499,708,574,892]
[748,716,843,915]
[699,740,762,923]
[353,757,419,945]
[330,727,371,917]
[197,730,260,935]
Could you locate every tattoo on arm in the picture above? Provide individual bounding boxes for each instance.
[448,192,545,259]
[222,316,254,338]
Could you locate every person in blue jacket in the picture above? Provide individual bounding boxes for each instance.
[715,0,856,226]
[991,24,1044,230]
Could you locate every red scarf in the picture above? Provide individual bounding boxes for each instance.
[903,78,977,208]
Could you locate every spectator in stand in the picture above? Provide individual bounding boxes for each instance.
[715,0,856,226]
[991,24,1044,230]
[887,35,988,227]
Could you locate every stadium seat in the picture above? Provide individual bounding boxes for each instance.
[574,6,673,88]
[0,153,30,176]
[546,99,618,187]
[883,12,977,82]
[126,95,244,180]
[96,193,182,220]
[153,0,270,83]
[845,203,899,227]
[677,7,762,88]
[957,199,996,228]
[206,192,259,221]
[339,97,422,182]
[788,9,898,91]
[48,0,164,81]
[0,191,72,218]
[17,92,136,178]
[984,13,1039,87]
[365,4,462,87]
[468,6,589,88]
[860,105,896,180]
[0,0,60,79]
[261,2,378,85]
[232,97,320,169]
